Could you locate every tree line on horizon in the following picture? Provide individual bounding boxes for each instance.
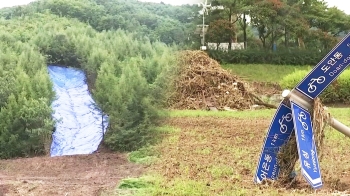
[2,0,348,51]
[205,0,350,51]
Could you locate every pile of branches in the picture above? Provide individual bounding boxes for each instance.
[168,50,270,110]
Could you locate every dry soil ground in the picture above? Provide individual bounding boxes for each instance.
[1,83,350,195]
[1,115,350,196]
[150,116,350,195]
[0,152,144,196]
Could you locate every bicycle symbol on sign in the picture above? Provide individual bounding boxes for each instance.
[307,76,325,93]
[297,111,308,130]
[279,113,293,133]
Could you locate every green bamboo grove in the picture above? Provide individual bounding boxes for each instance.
[0,11,178,158]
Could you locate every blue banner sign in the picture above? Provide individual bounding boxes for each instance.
[296,33,350,99]
[254,103,294,183]
[291,101,323,189]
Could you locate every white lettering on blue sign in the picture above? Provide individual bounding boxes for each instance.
[290,101,323,189]
[296,33,350,99]
[254,103,294,183]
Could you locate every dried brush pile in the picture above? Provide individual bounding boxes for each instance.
[167,50,255,110]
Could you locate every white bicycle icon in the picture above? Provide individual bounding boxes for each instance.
[307,76,325,93]
[279,113,292,133]
[298,112,308,130]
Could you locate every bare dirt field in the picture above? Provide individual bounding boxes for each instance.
[150,116,350,195]
[0,152,144,196]
[1,114,350,196]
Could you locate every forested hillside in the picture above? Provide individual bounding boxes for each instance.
[0,0,190,158]
[0,0,349,159]
[0,0,198,47]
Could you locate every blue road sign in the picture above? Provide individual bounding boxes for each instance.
[290,101,323,189]
[296,33,350,99]
[254,103,294,183]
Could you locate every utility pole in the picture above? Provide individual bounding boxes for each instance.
[198,0,211,50]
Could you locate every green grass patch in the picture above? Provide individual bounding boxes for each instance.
[114,175,163,196]
[162,179,210,196]
[128,146,158,165]
[168,109,275,118]
[116,176,211,196]
[167,106,349,119]
[127,126,180,164]
[208,165,235,179]
[328,108,350,124]
[118,177,153,189]
[155,125,181,133]
[222,64,311,83]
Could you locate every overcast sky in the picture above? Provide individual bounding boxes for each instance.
[0,0,349,14]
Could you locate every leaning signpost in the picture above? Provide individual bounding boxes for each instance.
[255,33,350,189]
[290,101,323,188]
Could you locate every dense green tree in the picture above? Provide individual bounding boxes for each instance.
[207,19,235,48]
[0,31,54,158]
[96,58,160,151]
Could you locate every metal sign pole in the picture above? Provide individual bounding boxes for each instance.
[282,89,350,138]
[328,117,350,138]
[255,32,350,189]
[282,89,312,109]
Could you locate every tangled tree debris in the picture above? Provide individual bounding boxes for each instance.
[167,50,276,110]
